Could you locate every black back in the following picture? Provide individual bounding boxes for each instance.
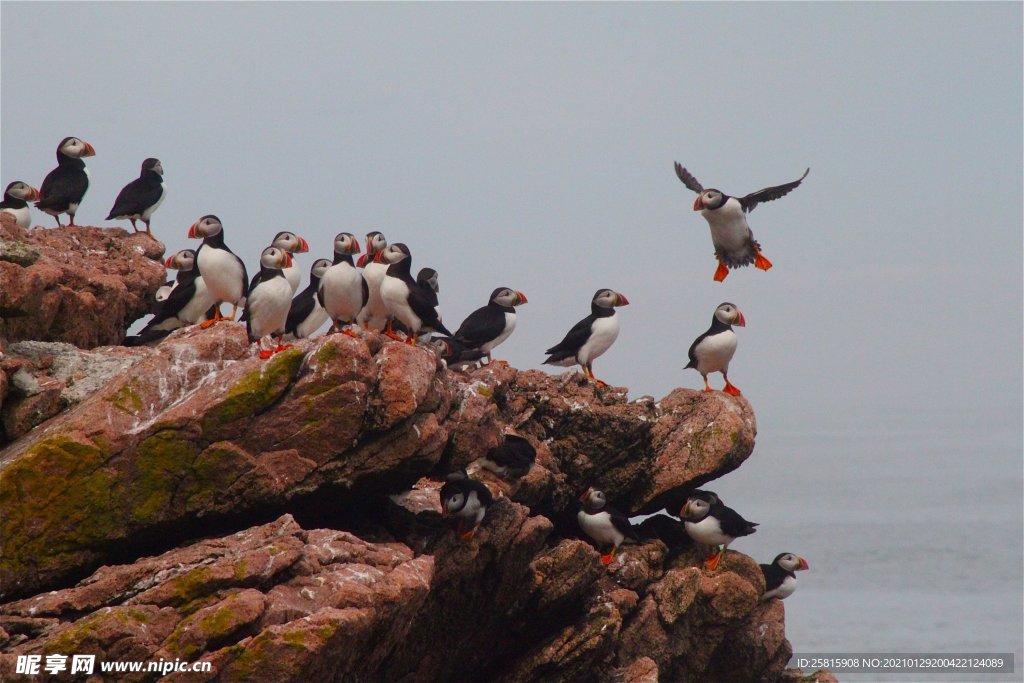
[285,274,322,337]
[544,303,615,362]
[37,155,88,211]
[107,165,163,218]
[760,560,792,592]
[454,302,509,348]
[484,434,536,476]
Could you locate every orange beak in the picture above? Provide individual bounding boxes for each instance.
[188,222,200,239]
[578,487,593,502]
[516,291,528,305]
[373,251,385,263]
[164,255,176,268]
[356,254,368,267]
[734,310,746,327]
[681,501,691,517]
[351,240,361,254]
[27,186,41,201]
[82,142,96,157]
[797,557,809,571]
[281,252,294,268]
[297,237,310,253]
[616,293,630,306]
[693,196,703,211]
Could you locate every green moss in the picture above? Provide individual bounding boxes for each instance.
[166,566,215,607]
[130,430,199,524]
[107,382,144,414]
[281,630,311,647]
[201,349,304,433]
[42,612,104,655]
[315,342,340,364]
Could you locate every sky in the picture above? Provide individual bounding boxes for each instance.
[2,1,1021,669]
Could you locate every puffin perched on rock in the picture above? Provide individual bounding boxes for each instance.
[578,487,638,565]
[106,158,165,236]
[188,215,248,326]
[428,336,486,369]
[356,231,390,331]
[685,302,746,396]
[36,137,96,226]
[674,162,809,282]
[680,490,758,571]
[244,246,294,359]
[481,431,536,479]
[284,258,332,340]
[454,287,528,365]
[760,553,810,601]
[392,267,444,340]
[378,243,452,343]
[543,289,629,387]
[440,470,493,541]
[0,181,40,229]
[124,249,215,346]
[318,232,367,337]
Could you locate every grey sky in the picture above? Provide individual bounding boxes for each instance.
[3,1,1021,664]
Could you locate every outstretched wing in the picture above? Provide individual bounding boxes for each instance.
[739,168,810,213]
[674,162,704,194]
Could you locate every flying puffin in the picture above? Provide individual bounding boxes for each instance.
[244,246,294,359]
[674,162,809,282]
[124,249,216,346]
[355,231,390,331]
[578,488,638,565]
[543,289,629,387]
[284,258,332,340]
[0,182,40,229]
[680,490,758,571]
[439,470,494,541]
[685,302,746,396]
[428,335,486,369]
[105,158,165,236]
[480,431,536,479]
[318,232,367,337]
[453,287,528,365]
[760,553,810,601]
[378,243,452,344]
[36,137,96,226]
[188,215,248,326]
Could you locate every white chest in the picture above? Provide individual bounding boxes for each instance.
[481,312,517,353]
[703,199,750,251]
[247,276,292,339]
[1,205,32,229]
[141,183,166,220]
[197,247,246,304]
[178,276,217,324]
[380,277,420,330]
[320,262,364,321]
[578,510,624,547]
[693,330,738,374]
[578,314,619,365]
[283,260,301,294]
[684,515,729,546]
[763,575,797,601]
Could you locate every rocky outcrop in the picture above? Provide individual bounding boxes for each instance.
[0,215,166,349]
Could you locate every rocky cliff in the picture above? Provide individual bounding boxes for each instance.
[0,221,834,682]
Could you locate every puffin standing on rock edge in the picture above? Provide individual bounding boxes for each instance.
[318,232,367,338]
[106,158,165,237]
[543,289,629,387]
[188,215,248,326]
[681,490,758,571]
[378,243,452,344]
[686,302,746,396]
[356,231,390,331]
[440,470,493,541]
[760,553,810,601]
[284,258,332,340]
[674,162,809,282]
[454,287,528,365]
[244,246,295,359]
[578,488,638,565]
[0,182,41,229]
[36,137,96,227]
[124,249,215,346]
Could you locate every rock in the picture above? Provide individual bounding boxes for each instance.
[0,215,166,348]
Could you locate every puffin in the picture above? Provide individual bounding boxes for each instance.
[680,490,758,571]
[154,280,175,303]
[284,258,332,340]
[124,249,216,346]
[578,488,638,565]
[427,335,486,369]
[244,246,295,359]
[439,470,493,541]
[453,287,528,365]
[378,243,452,344]
[543,289,629,387]
[480,431,536,479]
[391,267,443,340]
[36,137,96,226]
[273,231,310,293]
[105,158,165,236]
[674,162,809,282]
[355,231,390,331]
[685,302,746,396]
[760,553,810,601]
[0,181,41,229]
[318,232,367,337]
[188,215,248,326]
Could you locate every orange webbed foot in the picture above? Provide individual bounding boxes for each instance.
[754,253,772,271]
[258,349,274,360]
[723,382,742,396]
[713,261,730,282]
[275,344,293,353]
[459,528,476,541]
[342,328,361,339]
[704,551,723,571]
[600,549,616,565]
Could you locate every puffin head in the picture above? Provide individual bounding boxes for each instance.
[490,287,528,307]
[377,242,410,265]
[714,302,745,327]
[272,230,310,254]
[680,491,717,521]
[142,158,163,177]
[592,289,629,309]
[165,249,197,271]
[188,215,222,239]
[309,258,332,281]
[4,181,40,202]
[333,232,361,256]
[694,188,725,211]
[358,231,387,266]
[579,487,606,511]
[417,268,439,294]
[57,137,95,159]
[429,337,453,358]
[260,246,293,270]
[773,553,810,572]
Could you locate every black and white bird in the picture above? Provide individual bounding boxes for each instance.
[674,162,809,282]
[36,137,95,226]
[578,488,638,565]
[481,431,536,479]
[188,215,248,326]
[392,267,443,340]
[356,231,390,331]
[760,553,810,601]
[685,302,746,396]
[124,249,216,346]
[244,246,294,359]
[680,490,758,571]
[318,232,367,338]
[0,181,40,229]
[453,287,528,365]
[154,280,175,303]
[272,231,310,293]
[543,289,629,387]
[284,258,332,340]
[428,336,486,369]
[105,158,165,236]
[439,470,494,541]
[378,243,452,344]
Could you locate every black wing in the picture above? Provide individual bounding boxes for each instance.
[285,289,317,336]
[37,167,88,210]
[544,314,595,360]
[607,505,640,541]
[467,479,494,507]
[408,283,451,336]
[454,306,505,348]
[674,162,704,194]
[107,178,162,218]
[239,269,263,321]
[760,563,788,591]
[637,514,693,551]
[486,435,536,471]
[715,503,758,538]
[739,168,809,214]
[685,326,712,369]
